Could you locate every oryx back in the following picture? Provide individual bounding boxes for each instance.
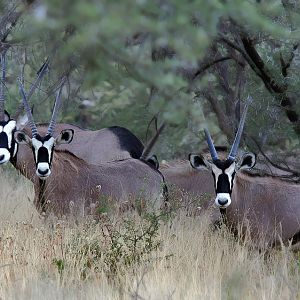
[227,171,300,247]
[39,152,165,216]
[28,123,144,164]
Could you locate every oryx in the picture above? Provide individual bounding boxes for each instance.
[188,97,300,247]
[189,96,256,209]
[160,159,216,218]
[0,52,150,169]
[14,80,166,216]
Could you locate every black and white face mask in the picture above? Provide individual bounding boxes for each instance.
[14,129,74,179]
[189,152,256,208]
[0,112,17,164]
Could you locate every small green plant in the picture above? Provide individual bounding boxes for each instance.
[53,258,65,274]
[52,257,65,283]
[104,212,162,276]
[96,195,115,215]
[66,210,168,281]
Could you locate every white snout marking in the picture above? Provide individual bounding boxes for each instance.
[36,162,51,179]
[0,148,11,164]
[215,193,231,208]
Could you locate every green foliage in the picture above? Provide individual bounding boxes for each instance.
[53,211,167,281]
[1,0,300,159]
[52,258,65,274]
[103,212,162,277]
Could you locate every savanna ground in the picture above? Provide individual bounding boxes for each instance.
[0,167,299,300]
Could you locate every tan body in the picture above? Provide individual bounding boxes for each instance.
[160,160,218,218]
[226,172,300,246]
[161,159,300,246]
[14,145,164,217]
[160,160,215,196]
[35,123,144,163]
[186,97,300,247]
[12,125,165,216]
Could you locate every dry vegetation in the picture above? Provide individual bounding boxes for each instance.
[0,167,299,300]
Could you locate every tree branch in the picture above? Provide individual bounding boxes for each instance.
[199,89,233,139]
[218,34,274,93]
[251,136,300,178]
[219,32,300,135]
[0,1,37,50]
[240,35,287,93]
[191,56,232,81]
[280,44,298,77]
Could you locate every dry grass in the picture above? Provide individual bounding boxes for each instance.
[0,166,300,300]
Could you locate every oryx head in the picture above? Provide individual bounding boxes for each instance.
[0,110,18,165]
[0,51,17,164]
[0,53,49,164]
[189,96,256,209]
[14,78,74,179]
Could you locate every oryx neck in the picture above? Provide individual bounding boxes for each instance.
[38,178,47,214]
[220,208,228,224]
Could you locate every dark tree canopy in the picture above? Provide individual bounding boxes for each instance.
[1,0,300,173]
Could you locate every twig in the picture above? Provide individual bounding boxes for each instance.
[250,136,299,177]
[192,56,232,81]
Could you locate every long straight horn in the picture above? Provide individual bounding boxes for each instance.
[17,78,38,137]
[14,57,50,120]
[204,128,218,161]
[228,95,252,161]
[47,78,66,136]
[0,50,7,121]
[140,122,165,161]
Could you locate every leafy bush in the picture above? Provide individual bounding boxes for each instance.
[52,210,169,282]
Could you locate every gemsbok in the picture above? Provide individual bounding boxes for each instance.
[160,159,217,218]
[189,96,300,247]
[0,53,146,171]
[14,80,166,216]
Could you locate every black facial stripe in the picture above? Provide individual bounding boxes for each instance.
[0,120,9,127]
[43,135,53,142]
[33,135,54,168]
[37,146,50,163]
[35,134,52,143]
[0,132,9,148]
[216,173,231,194]
[212,172,216,190]
[212,159,237,195]
[0,127,17,157]
[31,145,36,165]
[49,145,54,166]
[44,135,54,166]
[214,160,233,169]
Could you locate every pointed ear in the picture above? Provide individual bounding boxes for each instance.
[4,110,10,122]
[16,113,28,129]
[189,154,211,170]
[55,129,74,145]
[15,106,34,129]
[237,152,256,170]
[147,155,159,169]
[14,130,32,145]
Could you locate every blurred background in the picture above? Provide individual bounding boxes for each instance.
[1,0,300,167]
